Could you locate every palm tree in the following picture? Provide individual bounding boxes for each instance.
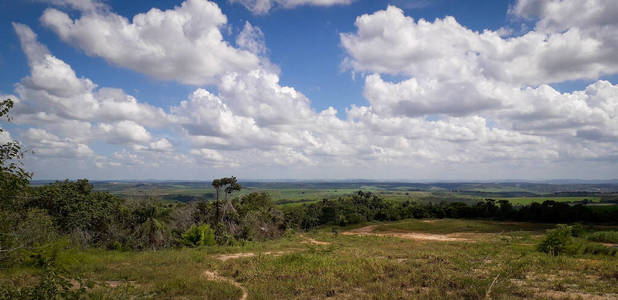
[132,201,171,250]
[211,177,242,224]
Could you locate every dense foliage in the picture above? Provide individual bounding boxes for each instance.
[180,223,215,247]
[536,224,617,256]
[3,181,616,257]
[283,191,618,230]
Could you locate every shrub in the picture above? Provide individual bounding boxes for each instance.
[214,223,237,246]
[0,209,57,265]
[582,243,617,256]
[181,223,215,247]
[537,224,575,256]
[570,223,585,237]
[0,265,90,300]
[1,245,90,300]
[587,231,618,244]
[26,180,123,245]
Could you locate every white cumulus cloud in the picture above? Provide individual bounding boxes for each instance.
[230,0,354,15]
[41,0,261,85]
[2,0,617,179]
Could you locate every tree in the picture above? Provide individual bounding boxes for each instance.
[26,179,122,245]
[211,178,223,223]
[1,99,31,210]
[131,200,171,250]
[222,176,241,215]
[211,176,242,224]
[0,98,37,257]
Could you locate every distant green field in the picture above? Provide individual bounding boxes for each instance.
[495,197,600,205]
[86,181,616,209]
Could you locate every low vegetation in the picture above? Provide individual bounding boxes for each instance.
[587,231,618,244]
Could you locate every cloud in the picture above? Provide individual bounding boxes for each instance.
[501,81,618,137]
[510,0,618,32]
[22,128,94,158]
[11,24,172,159]
[41,0,261,85]
[13,24,168,127]
[218,70,315,126]
[3,0,618,179]
[190,148,225,161]
[230,0,354,14]
[97,121,152,145]
[388,0,433,10]
[0,130,12,145]
[338,2,618,166]
[341,4,618,85]
[39,0,107,12]
[236,22,267,55]
[363,74,501,117]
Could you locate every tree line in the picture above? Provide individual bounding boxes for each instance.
[282,191,618,230]
[3,180,616,262]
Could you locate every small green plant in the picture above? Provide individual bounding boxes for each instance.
[537,224,575,256]
[180,223,215,247]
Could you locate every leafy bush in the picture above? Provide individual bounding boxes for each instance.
[0,209,57,265]
[537,224,576,256]
[581,243,617,256]
[26,180,122,245]
[537,225,618,257]
[587,231,618,244]
[130,201,172,250]
[237,192,284,240]
[181,223,215,247]
[214,223,237,246]
[570,223,585,237]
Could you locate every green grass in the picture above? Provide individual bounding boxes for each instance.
[3,219,617,299]
[373,218,555,234]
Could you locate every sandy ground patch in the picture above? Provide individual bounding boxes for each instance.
[104,280,137,288]
[215,250,290,261]
[342,225,467,242]
[69,279,138,290]
[202,270,248,300]
[301,235,331,245]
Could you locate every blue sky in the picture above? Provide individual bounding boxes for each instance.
[1,0,617,180]
[1,0,520,113]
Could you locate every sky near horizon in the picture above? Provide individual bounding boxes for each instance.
[0,0,617,180]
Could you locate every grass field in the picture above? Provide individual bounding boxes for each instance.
[85,181,617,208]
[372,218,557,234]
[3,219,616,299]
[494,197,601,205]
